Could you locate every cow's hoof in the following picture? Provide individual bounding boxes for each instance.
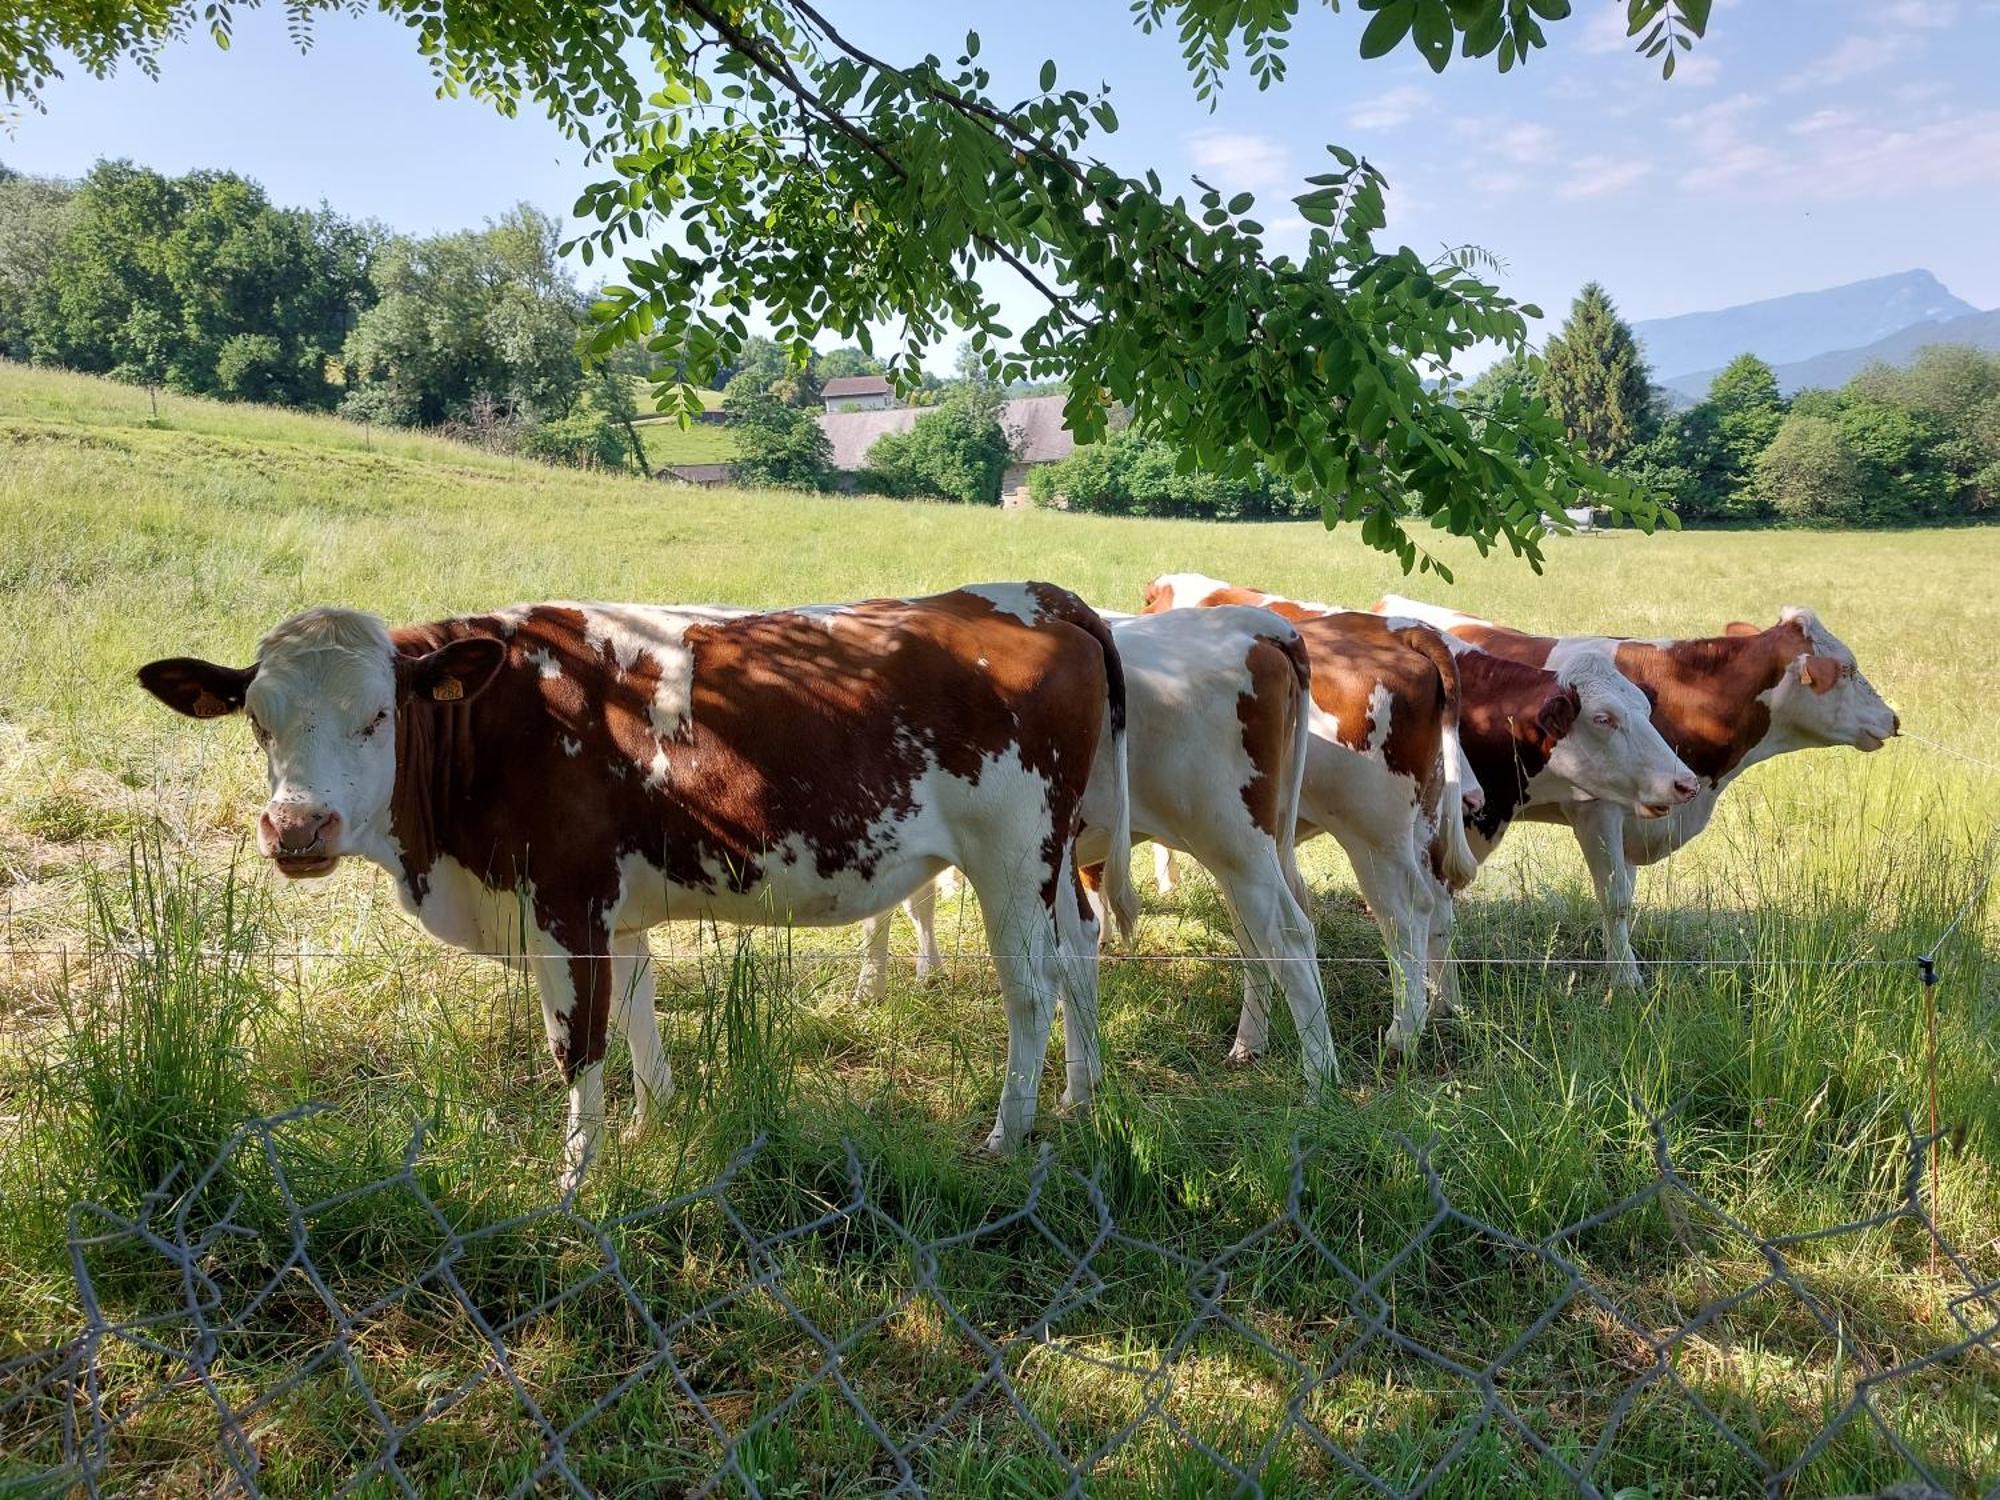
[1383,1026,1418,1058]
[1224,1040,1262,1068]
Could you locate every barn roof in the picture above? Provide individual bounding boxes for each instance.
[816,394,1078,472]
[821,374,893,399]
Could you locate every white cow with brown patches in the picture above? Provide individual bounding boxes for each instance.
[139,583,1135,1192]
[861,607,1336,1087]
[1374,594,1898,987]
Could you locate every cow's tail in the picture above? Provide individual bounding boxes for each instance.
[1078,610,1138,945]
[1393,625,1479,891]
[1272,629,1314,911]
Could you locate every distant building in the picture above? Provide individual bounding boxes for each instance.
[816,393,1079,509]
[821,375,894,412]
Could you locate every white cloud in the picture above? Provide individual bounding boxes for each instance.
[1496,122,1559,164]
[1469,170,1528,196]
[1578,6,1634,54]
[1348,85,1429,131]
[1884,0,1956,25]
[1558,156,1652,199]
[1788,108,1857,137]
[1668,51,1722,86]
[1675,92,2000,199]
[1788,30,1919,89]
[1187,131,1288,194]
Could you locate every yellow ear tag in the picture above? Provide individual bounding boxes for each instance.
[432,678,464,703]
[191,690,229,719]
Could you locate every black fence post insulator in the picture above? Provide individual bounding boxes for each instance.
[1916,954,1938,987]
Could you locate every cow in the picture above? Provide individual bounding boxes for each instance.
[1142,579,1479,1055]
[137,584,1136,1192]
[1373,595,1899,987]
[858,606,1335,1087]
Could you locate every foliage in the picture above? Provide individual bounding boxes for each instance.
[862,380,1013,504]
[1753,414,1861,523]
[0,165,77,360]
[724,384,834,489]
[816,345,886,382]
[0,0,1730,570]
[340,204,584,427]
[1540,282,1656,464]
[1030,424,1318,520]
[14,159,373,406]
[516,389,634,471]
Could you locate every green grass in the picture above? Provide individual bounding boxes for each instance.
[1,362,1997,1496]
[632,413,740,468]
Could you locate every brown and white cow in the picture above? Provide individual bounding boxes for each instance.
[859,606,1335,1087]
[138,584,1135,1190]
[1374,595,1898,987]
[1142,577,1478,1054]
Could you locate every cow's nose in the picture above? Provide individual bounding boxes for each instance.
[260,808,339,854]
[1672,776,1699,801]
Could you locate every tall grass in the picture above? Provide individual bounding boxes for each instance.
[34,832,270,1218]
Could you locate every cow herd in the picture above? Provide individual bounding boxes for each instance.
[137,573,1899,1191]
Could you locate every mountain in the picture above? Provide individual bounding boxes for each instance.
[1636,270,1975,395]
[1660,307,2000,400]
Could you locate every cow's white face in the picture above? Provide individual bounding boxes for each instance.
[1545,654,1698,819]
[1757,607,1899,753]
[138,608,503,879]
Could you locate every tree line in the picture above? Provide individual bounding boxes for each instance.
[1469,282,2000,528]
[0,158,647,470]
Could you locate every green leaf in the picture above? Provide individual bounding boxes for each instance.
[1525,0,1571,18]
[1039,58,1056,91]
[1358,1,1416,59]
[1411,0,1454,70]
[1227,191,1254,214]
[965,29,980,56]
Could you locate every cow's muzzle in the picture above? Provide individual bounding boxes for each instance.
[1637,776,1701,820]
[259,807,343,879]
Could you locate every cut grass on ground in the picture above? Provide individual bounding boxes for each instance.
[1,364,1996,1497]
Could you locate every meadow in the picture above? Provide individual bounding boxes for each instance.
[1,363,1996,1496]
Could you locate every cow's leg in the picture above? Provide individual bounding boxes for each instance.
[1572,803,1643,989]
[1221,890,1275,1066]
[610,937,673,1142]
[909,874,945,983]
[1051,853,1105,1111]
[1220,856,1336,1090]
[1154,843,1180,894]
[530,942,614,1197]
[1344,846,1434,1056]
[1425,882,1462,1019]
[853,910,894,1005]
[965,871,1061,1153]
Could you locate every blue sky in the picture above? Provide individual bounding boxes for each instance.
[8,0,1997,373]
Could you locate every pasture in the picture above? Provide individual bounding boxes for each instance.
[1,363,1997,1495]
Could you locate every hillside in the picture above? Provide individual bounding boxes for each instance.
[1662,306,2000,399]
[1637,270,1974,396]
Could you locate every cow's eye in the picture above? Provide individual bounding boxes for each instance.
[1592,711,1618,729]
[248,716,270,746]
[357,709,389,740]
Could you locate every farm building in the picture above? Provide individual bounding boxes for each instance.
[817,393,1077,507]
[821,374,894,411]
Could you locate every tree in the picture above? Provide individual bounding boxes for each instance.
[1541,283,1656,465]
[342,204,583,425]
[865,382,1012,504]
[1,1,1724,572]
[0,165,76,360]
[1753,415,1861,524]
[724,385,833,490]
[816,346,884,382]
[1029,424,1316,520]
[20,160,372,406]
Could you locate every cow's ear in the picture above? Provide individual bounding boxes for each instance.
[1723,621,1762,637]
[399,636,506,705]
[1537,684,1580,742]
[137,657,255,719]
[1801,655,1841,693]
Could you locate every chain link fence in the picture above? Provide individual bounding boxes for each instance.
[2,1098,1995,1499]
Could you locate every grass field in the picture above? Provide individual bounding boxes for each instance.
[2,363,1997,1496]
